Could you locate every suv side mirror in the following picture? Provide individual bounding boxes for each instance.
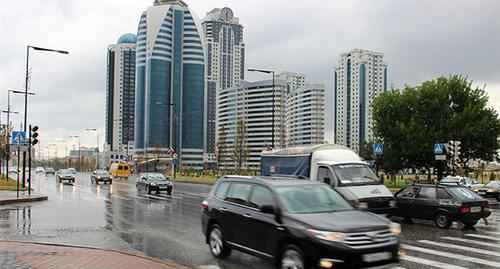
[261,204,277,214]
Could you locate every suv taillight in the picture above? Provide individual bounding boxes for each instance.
[201,200,208,212]
[459,206,470,213]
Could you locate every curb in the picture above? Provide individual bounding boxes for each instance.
[0,195,48,205]
[0,240,186,268]
[172,179,215,185]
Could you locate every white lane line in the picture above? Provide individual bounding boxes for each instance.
[419,240,499,256]
[465,234,500,241]
[483,231,500,236]
[400,255,468,269]
[401,244,500,268]
[442,237,500,248]
[391,267,406,269]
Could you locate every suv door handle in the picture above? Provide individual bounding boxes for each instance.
[243,213,252,218]
[219,207,227,212]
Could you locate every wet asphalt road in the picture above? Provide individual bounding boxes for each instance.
[0,172,499,269]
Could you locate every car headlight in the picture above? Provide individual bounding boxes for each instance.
[473,189,479,192]
[389,223,401,235]
[150,182,157,186]
[307,229,346,243]
[96,176,101,179]
[358,202,368,210]
[487,189,493,192]
[389,200,397,208]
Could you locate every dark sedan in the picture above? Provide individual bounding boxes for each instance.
[393,184,491,228]
[91,170,112,184]
[136,172,173,195]
[473,180,500,201]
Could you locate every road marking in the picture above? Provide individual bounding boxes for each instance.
[401,244,500,267]
[484,231,500,236]
[400,255,468,269]
[441,237,500,248]
[465,234,500,241]
[419,240,499,256]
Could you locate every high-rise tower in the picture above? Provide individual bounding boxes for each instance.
[134,0,206,168]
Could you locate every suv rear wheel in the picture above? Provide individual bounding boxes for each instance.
[209,224,231,258]
[280,244,306,269]
[434,212,452,229]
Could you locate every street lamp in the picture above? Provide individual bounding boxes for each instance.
[69,135,80,171]
[22,45,68,189]
[57,139,67,167]
[247,68,275,148]
[86,128,99,169]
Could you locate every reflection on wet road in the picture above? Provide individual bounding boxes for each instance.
[0,172,499,269]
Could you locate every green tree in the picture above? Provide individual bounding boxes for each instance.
[373,75,500,177]
[232,120,250,174]
[359,140,374,162]
[215,124,228,175]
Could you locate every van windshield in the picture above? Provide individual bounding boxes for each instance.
[331,164,379,185]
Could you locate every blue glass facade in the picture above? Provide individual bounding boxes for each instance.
[134,66,146,149]
[359,64,366,144]
[146,59,171,148]
[182,64,204,149]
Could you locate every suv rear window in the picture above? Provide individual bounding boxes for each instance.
[225,183,252,205]
[448,187,482,200]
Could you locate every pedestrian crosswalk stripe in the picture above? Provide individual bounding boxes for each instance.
[465,234,500,241]
[419,240,499,256]
[401,244,500,267]
[400,255,468,269]
[483,231,500,236]
[391,267,406,269]
[441,237,500,248]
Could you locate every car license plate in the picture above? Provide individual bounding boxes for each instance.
[363,252,391,263]
[471,206,481,213]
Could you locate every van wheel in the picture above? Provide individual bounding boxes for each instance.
[208,224,231,258]
[434,212,452,229]
[146,185,151,195]
[280,244,306,269]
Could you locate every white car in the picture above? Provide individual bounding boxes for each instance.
[439,176,478,189]
[35,167,45,173]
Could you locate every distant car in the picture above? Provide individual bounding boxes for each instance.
[45,168,55,175]
[8,167,19,174]
[68,167,77,175]
[136,172,173,195]
[201,176,401,268]
[394,184,491,228]
[57,169,76,183]
[35,167,45,173]
[439,176,477,189]
[473,180,500,201]
[91,170,112,184]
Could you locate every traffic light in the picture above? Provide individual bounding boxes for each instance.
[30,125,39,146]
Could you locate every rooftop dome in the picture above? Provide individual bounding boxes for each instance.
[117,33,137,44]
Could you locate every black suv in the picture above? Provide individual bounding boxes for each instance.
[201,176,400,269]
[393,184,491,228]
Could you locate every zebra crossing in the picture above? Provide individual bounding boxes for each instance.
[395,209,500,269]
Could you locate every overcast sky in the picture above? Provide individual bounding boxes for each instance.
[1,0,499,157]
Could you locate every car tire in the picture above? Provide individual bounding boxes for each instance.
[496,196,500,202]
[167,188,172,195]
[59,178,61,183]
[147,185,151,195]
[208,224,231,258]
[109,180,112,185]
[462,220,478,228]
[280,244,306,269]
[434,212,452,229]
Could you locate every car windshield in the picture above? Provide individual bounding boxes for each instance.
[146,173,167,181]
[448,187,483,200]
[96,171,108,176]
[441,178,459,183]
[60,169,71,174]
[332,164,379,185]
[485,181,500,188]
[275,184,352,214]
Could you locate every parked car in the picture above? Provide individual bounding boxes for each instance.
[439,176,477,189]
[68,167,77,175]
[91,170,112,184]
[201,176,401,269]
[136,172,173,195]
[393,183,491,228]
[473,180,500,201]
[35,167,45,173]
[45,167,55,175]
[56,169,76,183]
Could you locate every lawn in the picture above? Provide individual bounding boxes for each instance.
[0,178,30,191]
[171,174,218,185]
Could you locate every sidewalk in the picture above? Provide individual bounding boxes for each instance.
[0,190,48,205]
[0,241,185,269]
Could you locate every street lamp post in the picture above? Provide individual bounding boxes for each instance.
[86,129,99,169]
[69,136,81,171]
[22,45,68,188]
[247,68,275,148]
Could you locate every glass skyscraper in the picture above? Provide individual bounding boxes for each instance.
[134,0,206,168]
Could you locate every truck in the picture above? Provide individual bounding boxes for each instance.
[261,144,396,214]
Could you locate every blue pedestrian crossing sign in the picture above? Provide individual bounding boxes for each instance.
[11,131,26,145]
[434,143,444,154]
[373,143,383,155]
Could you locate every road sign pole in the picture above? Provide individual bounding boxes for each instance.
[16,148,20,198]
[28,124,31,195]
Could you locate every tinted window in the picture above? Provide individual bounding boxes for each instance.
[124,166,129,170]
[437,188,452,199]
[276,185,352,214]
[118,166,123,170]
[214,182,230,199]
[449,187,483,200]
[225,183,252,205]
[417,187,436,199]
[397,186,419,198]
[249,185,275,209]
